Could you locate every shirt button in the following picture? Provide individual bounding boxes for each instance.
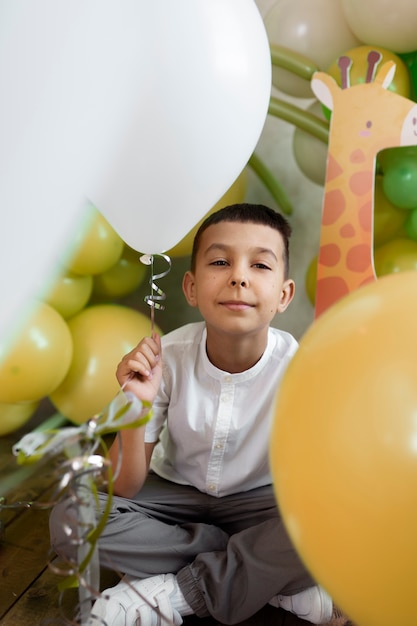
[208,484,216,491]
[224,375,232,383]
[215,443,223,449]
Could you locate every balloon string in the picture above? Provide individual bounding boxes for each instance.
[140,253,171,333]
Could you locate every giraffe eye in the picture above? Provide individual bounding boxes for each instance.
[366,120,372,129]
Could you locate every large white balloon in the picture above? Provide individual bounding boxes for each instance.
[0,1,271,352]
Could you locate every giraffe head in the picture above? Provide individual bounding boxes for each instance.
[311,53,417,155]
[311,50,417,318]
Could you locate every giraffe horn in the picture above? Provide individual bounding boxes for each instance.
[366,50,382,83]
[338,55,352,89]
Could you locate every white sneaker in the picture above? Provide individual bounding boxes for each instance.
[88,573,183,626]
[271,585,333,624]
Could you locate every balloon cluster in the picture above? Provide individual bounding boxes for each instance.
[265,4,417,625]
[0,173,247,436]
[261,0,417,304]
[0,205,153,433]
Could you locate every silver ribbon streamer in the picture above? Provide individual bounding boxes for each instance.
[3,391,152,625]
[140,253,171,331]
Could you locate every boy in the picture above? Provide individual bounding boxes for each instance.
[50,204,350,626]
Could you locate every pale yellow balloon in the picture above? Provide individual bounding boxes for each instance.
[92,245,147,300]
[50,305,160,424]
[64,205,124,275]
[42,269,93,319]
[0,302,73,403]
[0,401,39,437]
[265,0,360,98]
[342,0,417,54]
[292,101,328,185]
[167,170,247,258]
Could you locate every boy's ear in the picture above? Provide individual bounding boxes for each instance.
[277,279,295,314]
[182,271,198,307]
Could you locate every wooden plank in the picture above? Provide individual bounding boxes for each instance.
[0,505,53,618]
[1,551,289,626]
[0,454,60,537]
[0,564,79,625]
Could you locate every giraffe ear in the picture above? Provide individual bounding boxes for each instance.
[375,61,396,90]
[311,71,339,112]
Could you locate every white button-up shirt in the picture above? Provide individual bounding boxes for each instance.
[145,322,297,497]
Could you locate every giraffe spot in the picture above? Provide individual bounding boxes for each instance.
[323,189,345,225]
[358,200,373,232]
[347,244,372,273]
[340,223,355,238]
[326,154,344,182]
[320,244,341,266]
[316,276,349,313]
[349,171,373,196]
[350,148,366,164]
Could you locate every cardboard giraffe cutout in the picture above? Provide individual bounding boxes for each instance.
[311,51,417,318]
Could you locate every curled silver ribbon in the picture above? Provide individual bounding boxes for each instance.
[140,253,171,331]
[3,391,153,625]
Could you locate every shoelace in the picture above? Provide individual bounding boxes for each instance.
[126,589,181,626]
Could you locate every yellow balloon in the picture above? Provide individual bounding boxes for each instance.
[64,205,124,275]
[374,237,417,276]
[327,45,410,98]
[42,269,93,318]
[50,304,160,424]
[92,245,147,300]
[271,271,417,626]
[167,170,247,258]
[0,401,39,437]
[305,255,318,306]
[0,302,73,403]
[373,176,407,247]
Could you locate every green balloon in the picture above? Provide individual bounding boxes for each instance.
[405,208,417,241]
[382,151,417,210]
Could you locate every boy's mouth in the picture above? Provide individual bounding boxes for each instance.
[220,300,254,311]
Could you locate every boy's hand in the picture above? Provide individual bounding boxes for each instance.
[116,333,162,404]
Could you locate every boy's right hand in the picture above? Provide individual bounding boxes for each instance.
[116,332,162,404]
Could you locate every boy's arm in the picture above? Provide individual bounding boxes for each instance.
[109,333,162,497]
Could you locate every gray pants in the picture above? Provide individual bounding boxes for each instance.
[49,472,314,624]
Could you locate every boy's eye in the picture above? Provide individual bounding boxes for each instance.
[210,260,228,266]
[253,263,271,270]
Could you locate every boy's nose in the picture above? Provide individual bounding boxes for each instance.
[231,279,247,287]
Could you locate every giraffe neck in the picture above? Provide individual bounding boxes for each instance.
[314,147,377,318]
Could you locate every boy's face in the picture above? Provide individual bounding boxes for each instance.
[182,221,295,338]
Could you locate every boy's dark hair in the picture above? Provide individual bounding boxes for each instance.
[190,203,292,277]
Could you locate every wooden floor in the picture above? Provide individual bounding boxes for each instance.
[0,405,311,626]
